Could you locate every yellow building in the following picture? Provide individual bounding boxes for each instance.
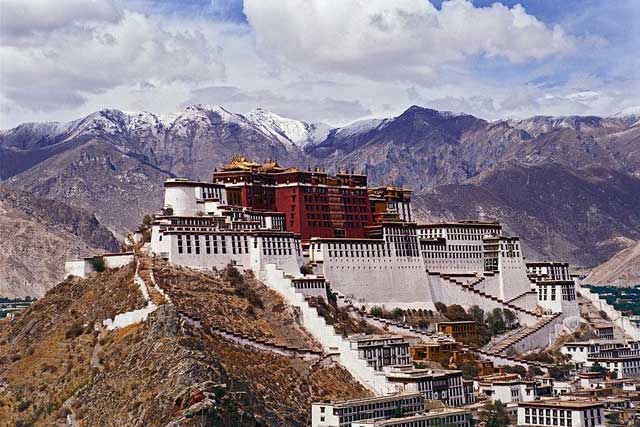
[411,341,461,367]
[436,321,479,345]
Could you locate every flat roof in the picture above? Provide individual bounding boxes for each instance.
[353,409,471,426]
[348,334,406,342]
[519,399,604,409]
[313,392,423,408]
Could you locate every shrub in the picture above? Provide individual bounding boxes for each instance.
[435,302,447,314]
[391,307,405,320]
[65,322,84,339]
[89,256,105,273]
[17,400,32,412]
[370,306,384,317]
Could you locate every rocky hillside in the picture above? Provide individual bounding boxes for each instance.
[0,260,369,426]
[585,241,640,286]
[0,185,119,298]
[1,104,639,274]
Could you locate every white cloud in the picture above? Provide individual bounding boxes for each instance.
[0,0,121,37]
[0,0,637,129]
[243,0,575,83]
[1,6,226,112]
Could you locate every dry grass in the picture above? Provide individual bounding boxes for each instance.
[153,259,320,350]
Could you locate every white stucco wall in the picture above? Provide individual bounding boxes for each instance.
[260,264,394,395]
[579,286,640,340]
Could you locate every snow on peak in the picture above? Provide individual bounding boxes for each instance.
[245,108,329,148]
[334,118,389,139]
[613,106,640,118]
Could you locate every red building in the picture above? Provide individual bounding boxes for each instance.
[213,156,373,241]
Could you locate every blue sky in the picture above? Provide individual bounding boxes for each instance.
[1,0,638,127]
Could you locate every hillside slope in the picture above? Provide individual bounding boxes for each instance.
[0,185,119,298]
[0,261,369,426]
[585,241,640,286]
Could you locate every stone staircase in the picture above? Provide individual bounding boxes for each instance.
[331,291,554,371]
[485,313,561,355]
[136,253,168,306]
[434,272,540,319]
[260,264,394,395]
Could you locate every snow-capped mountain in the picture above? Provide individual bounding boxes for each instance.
[0,105,331,151]
[245,108,330,148]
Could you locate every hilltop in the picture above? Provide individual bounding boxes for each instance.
[0,259,369,426]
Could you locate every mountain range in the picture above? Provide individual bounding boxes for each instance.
[1,104,640,295]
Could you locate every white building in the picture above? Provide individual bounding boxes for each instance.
[309,221,436,310]
[418,221,502,275]
[351,408,473,427]
[150,180,303,276]
[311,393,424,427]
[384,366,467,407]
[163,178,226,216]
[64,252,135,278]
[527,262,579,317]
[348,334,412,371]
[561,339,638,365]
[476,374,553,403]
[586,349,640,379]
[517,400,604,427]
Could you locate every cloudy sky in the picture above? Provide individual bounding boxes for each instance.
[1,0,638,128]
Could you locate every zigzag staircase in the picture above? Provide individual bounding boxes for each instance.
[433,272,541,319]
[331,291,554,371]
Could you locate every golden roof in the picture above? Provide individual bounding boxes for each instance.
[261,160,283,172]
[222,155,261,171]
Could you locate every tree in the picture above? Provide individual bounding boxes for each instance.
[435,302,448,314]
[504,365,527,377]
[479,400,510,427]
[446,304,470,321]
[458,359,480,380]
[370,306,384,317]
[503,309,517,329]
[487,308,506,335]
[468,305,485,324]
[89,256,105,273]
[142,214,154,228]
[391,307,405,320]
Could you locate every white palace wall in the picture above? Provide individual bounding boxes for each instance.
[428,274,538,326]
[260,264,393,395]
[165,233,303,276]
[314,243,435,309]
[497,256,532,302]
[580,286,640,340]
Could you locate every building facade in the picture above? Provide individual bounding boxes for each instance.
[517,400,604,427]
[349,335,412,371]
[311,393,424,427]
[384,366,467,406]
[213,156,375,240]
[351,409,473,427]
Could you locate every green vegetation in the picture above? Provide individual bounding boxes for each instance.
[479,400,511,427]
[367,304,519,347]
[583,285,640,315]
[89,256,106,273]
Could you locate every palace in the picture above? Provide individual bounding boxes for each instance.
[148,156,580,326]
